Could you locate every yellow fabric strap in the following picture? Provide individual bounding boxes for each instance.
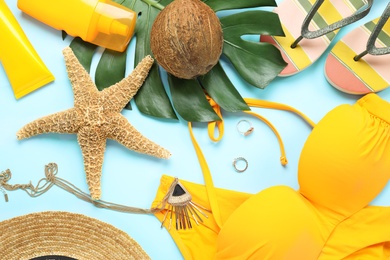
[244,98,316,127]
[191,97,315,228]
[207,96,224,142]
[207,98,316,164]
[243,98,316,165]
[188,122,224,229]
[243,110,289,166]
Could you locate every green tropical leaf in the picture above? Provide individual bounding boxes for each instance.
[62,30,67,41]
[169,75,220,122]
[130,0,177,119]
[95,50,132,109]
[205,0,276,12]
[95,50,127,91]
[221,10,287,88]
[200,62,250,113]
[69,0,286,122]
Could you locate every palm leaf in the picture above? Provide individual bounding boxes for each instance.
[200,62,250,113]
[69,0,286,122]
[221,10,286,88]
[169,75,220,122]
[205,0,276,12]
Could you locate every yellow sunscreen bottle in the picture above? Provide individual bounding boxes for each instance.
[18,0,137,52]
[0,0,54,99]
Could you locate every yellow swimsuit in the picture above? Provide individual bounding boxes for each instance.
[151,93,390,259]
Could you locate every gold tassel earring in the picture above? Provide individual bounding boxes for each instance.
[161,180,209,230]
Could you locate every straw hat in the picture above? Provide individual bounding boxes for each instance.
[0,211,150,260]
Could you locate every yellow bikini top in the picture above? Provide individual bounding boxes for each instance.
[192,94,390,259]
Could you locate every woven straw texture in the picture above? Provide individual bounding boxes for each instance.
[0,211,150,260]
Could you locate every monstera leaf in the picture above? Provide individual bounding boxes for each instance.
[70,0,286,122]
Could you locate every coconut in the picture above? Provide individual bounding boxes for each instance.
[150,0,223,79]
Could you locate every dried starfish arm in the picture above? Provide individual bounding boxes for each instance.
[63,47,98,105]
[16,108,81,139]
[77,126,107,200]
[16,47,169,200]
[101,56,154,112]
[105,114,171,159]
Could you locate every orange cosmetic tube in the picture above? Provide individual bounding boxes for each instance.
[0,0,54,99]
[18,0,137,52]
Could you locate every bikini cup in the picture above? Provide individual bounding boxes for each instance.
[215,94,390,259]
[298,100,390,217]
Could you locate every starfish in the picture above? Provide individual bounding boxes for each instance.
[17,47,171,200]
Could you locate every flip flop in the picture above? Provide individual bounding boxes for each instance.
[261,0,373,76]
[325,3,390,95]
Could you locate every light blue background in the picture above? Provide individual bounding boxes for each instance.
[0,0,389,259]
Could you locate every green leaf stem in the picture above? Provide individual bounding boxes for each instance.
[69,0,286,122]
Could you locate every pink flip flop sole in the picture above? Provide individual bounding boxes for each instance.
[325,54,371,95]
[325,17,390,95]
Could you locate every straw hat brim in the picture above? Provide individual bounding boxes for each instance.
[0,211,150,260]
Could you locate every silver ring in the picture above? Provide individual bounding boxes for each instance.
[236,120,254,136]
[232,157,248,173]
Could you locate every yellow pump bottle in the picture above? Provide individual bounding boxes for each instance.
[0,0,54,99]
[17,0,137,52]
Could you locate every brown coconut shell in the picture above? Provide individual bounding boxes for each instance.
[150,0,223,79]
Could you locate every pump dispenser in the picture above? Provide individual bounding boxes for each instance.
[18,0,137,52]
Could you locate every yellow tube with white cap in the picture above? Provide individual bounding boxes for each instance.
[0,0,54,99]
[17,0,137,52]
